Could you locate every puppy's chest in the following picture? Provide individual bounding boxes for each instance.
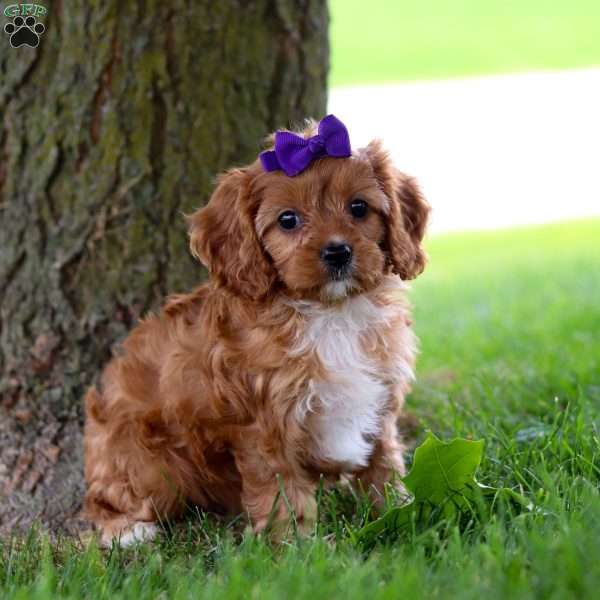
[289,297,407,470]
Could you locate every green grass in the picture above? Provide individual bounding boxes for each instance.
[2,219,600,599]
[330,0,600,86]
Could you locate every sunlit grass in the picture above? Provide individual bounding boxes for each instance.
[330,0,600,85]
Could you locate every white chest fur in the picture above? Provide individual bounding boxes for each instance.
[289,285,413,470]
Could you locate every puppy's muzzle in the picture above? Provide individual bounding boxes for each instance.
[320,242,353,276]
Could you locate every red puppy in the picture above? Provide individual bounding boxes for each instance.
[83,117,429,546]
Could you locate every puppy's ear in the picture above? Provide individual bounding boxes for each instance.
[364,140,430,280]
[188,167,276,299]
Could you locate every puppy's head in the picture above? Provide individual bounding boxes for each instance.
[188,125,429,302]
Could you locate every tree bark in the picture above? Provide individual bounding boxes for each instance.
[0,0,328,534]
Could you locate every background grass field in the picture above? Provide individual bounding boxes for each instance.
[330,0,600,85]
[2,219,599,598]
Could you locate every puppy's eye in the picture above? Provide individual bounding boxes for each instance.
[278,210,300,231]
[349,198,368,219]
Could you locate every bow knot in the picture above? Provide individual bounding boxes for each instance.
[308,135,326,155]
[260,114,351,177]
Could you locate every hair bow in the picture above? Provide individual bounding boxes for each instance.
[260,114,351,177]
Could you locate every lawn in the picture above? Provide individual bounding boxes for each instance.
[329,0,600,86]
[2,219,600,598]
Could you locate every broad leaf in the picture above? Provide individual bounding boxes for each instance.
[353,433,533,548]
[403,434,484,504]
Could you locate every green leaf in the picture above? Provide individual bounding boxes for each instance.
[403,433,484,504]
[353,433,534,548]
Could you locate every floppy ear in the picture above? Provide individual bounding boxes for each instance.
[187,168,276,299]
[364,140,430,280]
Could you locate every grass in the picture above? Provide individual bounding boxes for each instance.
[2,218,600,598]
[329,0,600,86]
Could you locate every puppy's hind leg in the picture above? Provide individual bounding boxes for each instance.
[83,387,184,548]
[84,479,161,548]
[98,519,159,549]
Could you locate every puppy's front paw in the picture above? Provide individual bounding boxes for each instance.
[253,494,317,540]
[367,477,410,512]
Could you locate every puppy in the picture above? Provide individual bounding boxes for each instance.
[83,116,429,546]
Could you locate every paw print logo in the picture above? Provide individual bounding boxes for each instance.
[4,15,45,48]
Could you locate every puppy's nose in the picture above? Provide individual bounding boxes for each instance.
[320,243,353,268]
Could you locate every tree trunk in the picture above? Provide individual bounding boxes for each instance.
[0,0,328,534]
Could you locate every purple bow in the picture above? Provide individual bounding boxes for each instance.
[260,114,352,177]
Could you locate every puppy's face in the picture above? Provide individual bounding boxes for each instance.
[253,157,390,301]
[189,136,429,302]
